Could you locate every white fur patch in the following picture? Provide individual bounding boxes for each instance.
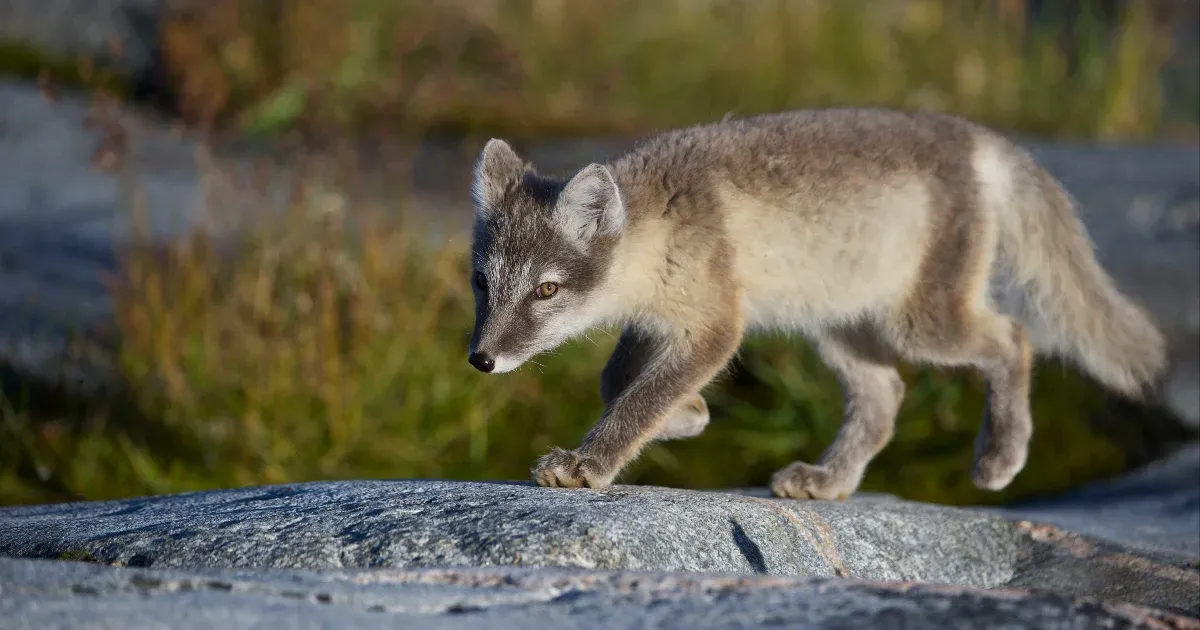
[719,178,932,332]
[538,267,565,285]
[489,355,525,374]
[973,139,1015,215]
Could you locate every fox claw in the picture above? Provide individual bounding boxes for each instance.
[532,448,610,489]
[770,461,853,501]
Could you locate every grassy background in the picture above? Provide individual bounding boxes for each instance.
[1,0,1196,507]
[152,0,1184,140]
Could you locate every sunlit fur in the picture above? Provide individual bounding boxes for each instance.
[467,108,1167,498]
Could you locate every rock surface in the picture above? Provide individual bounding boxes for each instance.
[2,557,1195,630]
[1,445,1198,616]
[1000,441,1200,558]
[0,0,173,80]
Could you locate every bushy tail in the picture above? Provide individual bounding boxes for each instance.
[995,149,1167,400]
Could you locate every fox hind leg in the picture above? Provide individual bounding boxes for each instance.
[655,393,710,441]
[883,182,1034,492]
[773,223,1035,499]
[888,304,1035,492]
[967,316,1034,490]
[771,334,905,501]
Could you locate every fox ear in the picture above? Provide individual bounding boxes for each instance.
[555,163,625,245]
[472,139,525,216]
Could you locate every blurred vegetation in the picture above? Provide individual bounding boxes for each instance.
[1,187,1182,507]
[152,0,1183,140]
[0,40,130,98]
[0,0,1196,507]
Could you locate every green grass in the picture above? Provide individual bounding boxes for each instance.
[149,0,1182,140]
[0,0,1194,507]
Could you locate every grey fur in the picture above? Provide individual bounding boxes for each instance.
[467,108,1168,499]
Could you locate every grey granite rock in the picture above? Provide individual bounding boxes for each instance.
[1000,442,1200,558]
[1,557,1195,630]
[0,0,174,78]
[1,458,1197,616]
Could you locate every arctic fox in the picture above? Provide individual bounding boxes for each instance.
[466,108,1166,499]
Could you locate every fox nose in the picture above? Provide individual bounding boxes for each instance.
[468,352,495,373]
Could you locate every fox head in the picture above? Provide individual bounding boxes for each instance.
[466,139,625,373]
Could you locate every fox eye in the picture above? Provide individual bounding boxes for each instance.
[474,272,488,290]
[535,282,559,299]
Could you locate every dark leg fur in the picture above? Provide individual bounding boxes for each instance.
[533,318,742,488]
[771,333,905,500]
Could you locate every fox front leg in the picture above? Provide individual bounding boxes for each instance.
[599,327,712,442]
[532,322,741,489]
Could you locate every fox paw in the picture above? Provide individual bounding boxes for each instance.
[971,445,1027,491]
[656,394,710,441]
[532,448,611,489]
[770,461,853,501]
